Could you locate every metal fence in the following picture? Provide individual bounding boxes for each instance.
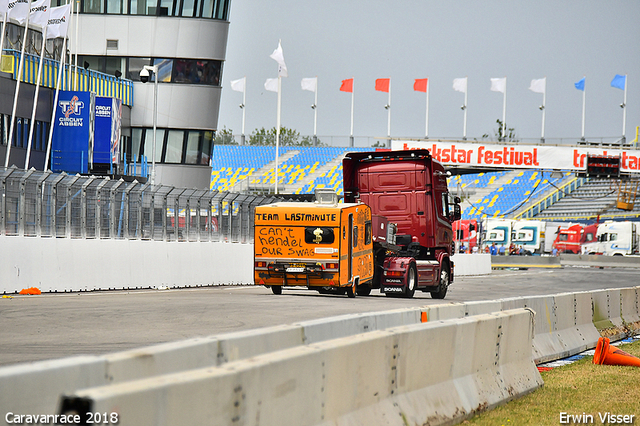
[0,167,281,243]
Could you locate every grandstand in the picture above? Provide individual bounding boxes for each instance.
[210,146,640,221]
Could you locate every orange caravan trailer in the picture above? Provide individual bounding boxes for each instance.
[254,192,374,298]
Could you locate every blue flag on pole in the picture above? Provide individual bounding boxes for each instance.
[574,77,585,91]
[611,74,626,90]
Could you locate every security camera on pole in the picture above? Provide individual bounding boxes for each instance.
[139,65,158,185]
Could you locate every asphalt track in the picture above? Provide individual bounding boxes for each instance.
[1,266,639,366]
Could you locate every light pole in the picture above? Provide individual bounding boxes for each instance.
[140,65,158,185]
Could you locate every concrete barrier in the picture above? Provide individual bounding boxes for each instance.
[0,237,254,294]
[451,253,492,276]
[491,255,562,269]
[57,309,541,426]
[621,287,640,325]
[561,254,640,269]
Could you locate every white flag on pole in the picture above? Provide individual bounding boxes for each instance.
[264,78,278,92]
[529,77,546,94]
[301,77,317,92]
[28,0,50,28]
[453,77,467,93]
[230,77,245,92]
[0,0,10,14]
[46,4,70,39]
[269,41,288,77]
[490,77,507,93]
[8,0,29,24]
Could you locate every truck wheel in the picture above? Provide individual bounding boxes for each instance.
[271,285,282,295]
[430,266,449,299]
[346,281,357,298]
[403,264,416,299]
[356,285,371,296]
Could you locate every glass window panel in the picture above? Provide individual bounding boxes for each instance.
[130,0,147,14]
[83,0,103,13]
[201,60,221,86]
[107,0,123,13]
[146,0,159,15]
[184,131,200,164]
[127,57,150,81]
[131,128,143,160]
[201,0,213,18]
[143,129,164,163]
[105,57,122,76]
[165,130,184,163]
[153,58,173,82]
[159,0,175,15]
[201,131,213,165]
[181,0,195,16]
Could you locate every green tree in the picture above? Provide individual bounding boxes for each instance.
[248,127,304,146]
[214,127,237,145]
[482,119,518,142]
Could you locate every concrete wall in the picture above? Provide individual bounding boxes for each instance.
[0,237,490,294]
[0,237,253,294]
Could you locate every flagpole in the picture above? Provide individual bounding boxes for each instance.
[386,79,391,142]
[349,77,354,147]
[313,76,317,146]
[5,0,33,168]
[502,77,507,139]
[25,25,48,169]
[73,0,78,90]
[463,77,468,140]
[622,74,627,143]
[275,74,281,195]
[541,77,546,142]
[241,76,246,145]
[66,0,73,88]
[0,11,7,63]
[581,76,586,141]
[45,30,67,171]
[425,79,429,139]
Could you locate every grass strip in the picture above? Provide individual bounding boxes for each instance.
[464,340,640,426]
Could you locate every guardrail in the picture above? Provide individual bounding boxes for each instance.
[1,287,638,425]
[490,254,640,269]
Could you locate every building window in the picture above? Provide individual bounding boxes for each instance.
[77,0,230,18]
[130,127,214,166]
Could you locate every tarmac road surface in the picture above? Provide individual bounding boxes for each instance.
[1,266,638,366]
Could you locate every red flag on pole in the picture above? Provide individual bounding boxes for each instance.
[340,78,353,93]
[414,78,428,93]
[375,78,390,92]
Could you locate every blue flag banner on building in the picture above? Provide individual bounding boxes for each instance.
[94,97,122,164]
[574,77,585,91]
[611,74,626,90]
[51,91,95,174]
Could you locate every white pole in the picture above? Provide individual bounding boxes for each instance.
[463,78,468,140]
[25,26,48,169]
[622,74,627,142]
[581,77,586,140]
[66,0,73,89]
[541,77,546,141]
[313,76,317,140]
[73,0,78,90]
[241,76,246,139]
[425,79,429,139]
[386,80,391,138]
[5,0,33,168]
[349,78,354,147]
[152,65,158,185]
[0,12,7,61]
[502,77,507,138]
[45,29,68,171]
[275,74,281,194]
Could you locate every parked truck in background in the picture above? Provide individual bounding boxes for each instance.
[553,223,597,254]
[254,149,461,299]
[581,221,639,256]
[453,219,478,253]
[481,219,514,252]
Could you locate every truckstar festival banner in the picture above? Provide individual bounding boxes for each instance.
[392,140,640,174]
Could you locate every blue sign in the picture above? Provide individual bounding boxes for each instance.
[51,91,95,174]
[93,97,122,164]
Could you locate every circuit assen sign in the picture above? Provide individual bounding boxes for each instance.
[392,140,640,174]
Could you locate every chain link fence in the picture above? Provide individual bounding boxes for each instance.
[0,167,283,243]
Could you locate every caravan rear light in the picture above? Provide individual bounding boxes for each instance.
[255,261,267,268]
[326,263,339,269]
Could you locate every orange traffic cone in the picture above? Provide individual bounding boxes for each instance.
[593,337,640,367]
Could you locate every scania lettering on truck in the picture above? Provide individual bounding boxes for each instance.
[254,150,461,299]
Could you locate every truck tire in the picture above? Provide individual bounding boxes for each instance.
[430,265,449,299]
[346,281,357,298]
[356,285,372,296]
[271,285,282,295]
[403,264,416,299]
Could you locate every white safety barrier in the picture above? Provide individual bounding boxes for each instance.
[621,287,640,325]
[0,237,254,293]
[451,253,492,275]
[57,309,541,426]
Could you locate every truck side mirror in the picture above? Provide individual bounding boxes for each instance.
[449,204,461,222]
